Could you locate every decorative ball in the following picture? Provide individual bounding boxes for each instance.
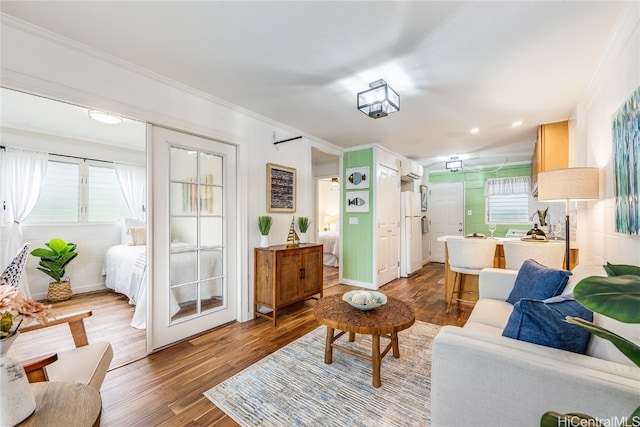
[351,291,377,306]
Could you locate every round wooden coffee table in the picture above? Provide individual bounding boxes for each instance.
[313,294,415,388]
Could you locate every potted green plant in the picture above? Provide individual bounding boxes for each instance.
[30,238,78,302]
[297,217,311,243]
[541,271,640,426]
[537,208,549,227]
[258,216,272,248]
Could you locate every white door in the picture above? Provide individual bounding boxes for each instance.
[376,164,400,287]
[429,182,464,263]
[149,126,237,350]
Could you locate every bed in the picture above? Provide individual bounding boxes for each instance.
[317,231,339,267]
[103,242,223,329]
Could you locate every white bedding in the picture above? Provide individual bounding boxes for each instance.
[104,245,146,304]
[104,243,223,328]
[318,231,339,267]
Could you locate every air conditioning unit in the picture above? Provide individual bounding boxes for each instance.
[400,160,424,181]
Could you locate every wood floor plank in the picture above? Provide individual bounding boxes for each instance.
[13,262,470,426]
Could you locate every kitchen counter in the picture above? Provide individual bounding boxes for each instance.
[437,235,578,308]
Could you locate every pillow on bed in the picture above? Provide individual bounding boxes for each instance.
[128,228,146,246]
[120,218,146,245]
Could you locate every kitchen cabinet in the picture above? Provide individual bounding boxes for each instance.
[254,244,323,326]
[531,120,568,192]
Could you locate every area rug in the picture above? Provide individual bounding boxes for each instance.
[204,321,440,427]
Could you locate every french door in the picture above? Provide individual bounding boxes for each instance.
[149,126,237,350]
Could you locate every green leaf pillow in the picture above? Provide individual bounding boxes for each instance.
[603,262,640,277]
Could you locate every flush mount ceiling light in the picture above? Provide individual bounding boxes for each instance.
[446,157,463,172]
[88,110,122,124]
[357,79,399,119]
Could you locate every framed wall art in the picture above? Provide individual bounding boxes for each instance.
[612,86,639,235]
[345,191,369,213]
[267,163,296,213]
[420,185,428,211]
[345,166,369,189]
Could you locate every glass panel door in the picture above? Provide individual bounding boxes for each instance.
[150,126,237,350]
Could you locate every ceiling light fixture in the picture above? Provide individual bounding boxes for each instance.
[470,128,480,134]
[512,121,523,127]
[357,79,400,119]
[88,110,123,124]
[446,157,463,172]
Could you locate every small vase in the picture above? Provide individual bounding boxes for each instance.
[299,232,307,244]
[259,235,270,248]
[0,332,37,427]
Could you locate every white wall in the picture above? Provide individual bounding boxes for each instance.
[0,16,341,318]
[574,2,640,266]
[22,223,121,297]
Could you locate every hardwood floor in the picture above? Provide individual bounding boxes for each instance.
[14,262,471,426]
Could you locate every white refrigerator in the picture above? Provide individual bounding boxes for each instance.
[400,191,423,277]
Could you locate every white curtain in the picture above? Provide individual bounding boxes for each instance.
[484,176,531,196]
[1,148,48,298]
[115,164,146,220]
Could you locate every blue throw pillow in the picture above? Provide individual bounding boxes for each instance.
[506,259,572,305]
[502,294,593,354]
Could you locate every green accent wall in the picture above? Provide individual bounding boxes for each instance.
[430,164,531,237]
[342,148,374,283]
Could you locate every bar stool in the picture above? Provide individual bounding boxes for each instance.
[446,237,497,313]
[503,240,566,270]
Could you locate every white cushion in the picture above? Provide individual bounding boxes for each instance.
[463,321,505,336]
[466,298,513,330]
[586,313,640,366]
[562,264,607,294]
[45,341,113,390]
[120,218,146,245]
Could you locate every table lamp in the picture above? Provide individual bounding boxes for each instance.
[324,215,337,231]
[537,167,599,270]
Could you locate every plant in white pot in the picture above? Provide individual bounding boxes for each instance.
[258,216,273,248]
[30,238,78,302]
[297,217,311,244]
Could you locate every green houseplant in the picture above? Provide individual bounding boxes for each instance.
[258,216,272,248]
[537,208,549,226]
[541,272,640,426]
[30,238,78,302]
[297,216,311,234]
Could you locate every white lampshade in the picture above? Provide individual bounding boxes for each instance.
[538,167,599,201]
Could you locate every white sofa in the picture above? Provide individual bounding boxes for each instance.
[431,264,640,427]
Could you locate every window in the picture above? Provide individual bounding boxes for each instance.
[486,194,529,223]
[26,158,130,223]
[88,165,130,222]
[485,176,530,224]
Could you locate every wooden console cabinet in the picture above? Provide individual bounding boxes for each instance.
[254,244,323,326]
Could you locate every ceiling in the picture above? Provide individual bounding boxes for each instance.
[0,1,626,170]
